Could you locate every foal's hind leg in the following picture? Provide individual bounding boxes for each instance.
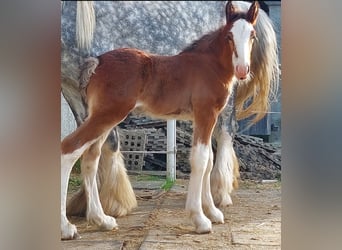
[61,139,95,240]
[81,132,118,230]
[66,129,138,218]
[61,115,122,240]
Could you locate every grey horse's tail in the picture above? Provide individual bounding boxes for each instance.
[79,57,99,102]
[76,1,95,51]
[61,1,95,50]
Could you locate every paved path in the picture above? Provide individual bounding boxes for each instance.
[62,179,281,249]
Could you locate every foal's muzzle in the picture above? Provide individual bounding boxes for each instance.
[235,65,250,80]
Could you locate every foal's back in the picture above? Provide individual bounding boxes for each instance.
[87,48,230,121]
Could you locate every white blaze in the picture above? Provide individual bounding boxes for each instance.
[230,19,254,75]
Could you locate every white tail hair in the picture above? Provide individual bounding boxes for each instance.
[76,1,95,51]
[97,143,137,217]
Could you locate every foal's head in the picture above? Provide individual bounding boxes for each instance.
[225,1,259,80]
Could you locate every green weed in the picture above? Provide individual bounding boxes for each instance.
[161,177,175,191]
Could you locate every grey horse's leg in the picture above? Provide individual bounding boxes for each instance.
[211,83,239,207]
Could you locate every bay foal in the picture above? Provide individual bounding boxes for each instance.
[61,1,260,239]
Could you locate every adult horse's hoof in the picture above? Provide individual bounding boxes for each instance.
[206,207,224,224]
[99,215,118,231]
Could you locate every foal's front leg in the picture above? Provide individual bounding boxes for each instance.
[81,136,118,230]
[202,147,224,223]
[186,143,213,233]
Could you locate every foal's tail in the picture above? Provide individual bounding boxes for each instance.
[79,57,99,101]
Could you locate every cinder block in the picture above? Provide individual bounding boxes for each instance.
[120,129,146,171]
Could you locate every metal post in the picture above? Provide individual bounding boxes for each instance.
[166,119,176,181]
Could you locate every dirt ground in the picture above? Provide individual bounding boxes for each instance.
[62,178,281,249]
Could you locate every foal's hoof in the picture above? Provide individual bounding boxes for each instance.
[192,214,212,234]
[61,222,80,240]
[195,220,212,234]
[99,215,118,231]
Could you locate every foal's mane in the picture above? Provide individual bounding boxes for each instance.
[181,28,223,54]
[180,11,250,54]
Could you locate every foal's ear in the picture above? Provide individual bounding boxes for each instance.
[225,1,236,23]
[246,1,259,25]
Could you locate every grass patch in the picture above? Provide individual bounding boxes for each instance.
[72,158,81,174]
[67,159,82,192]
[161,177,175,191]
[68,174,82,192]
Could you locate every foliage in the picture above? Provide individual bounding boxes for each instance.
[72,158,81,174]
[68,175,82,192]
[161,177,175,191]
